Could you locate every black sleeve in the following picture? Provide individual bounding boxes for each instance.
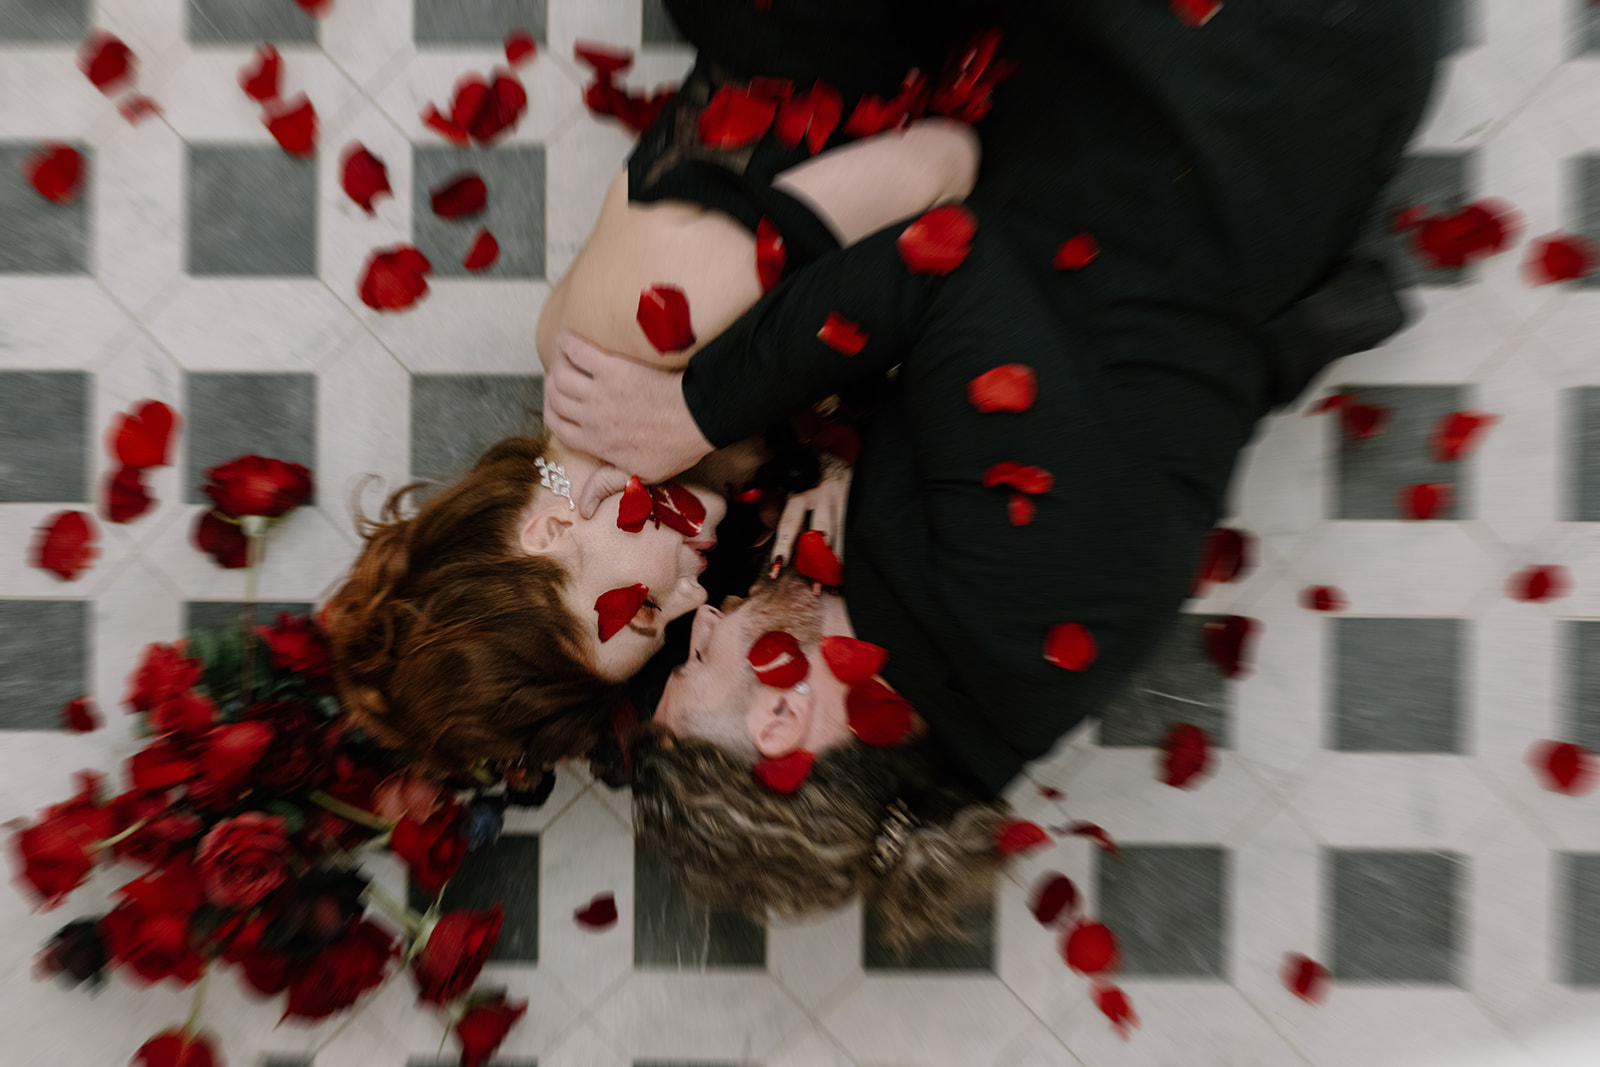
[680,223,941,448]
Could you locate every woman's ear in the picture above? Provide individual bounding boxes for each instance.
[747,689,813,758]
[520,504,576,557]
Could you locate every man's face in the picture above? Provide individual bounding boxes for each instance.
[654,575,855,758]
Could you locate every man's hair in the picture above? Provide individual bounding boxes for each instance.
[323,435,623,778]
[630,721,1012,953]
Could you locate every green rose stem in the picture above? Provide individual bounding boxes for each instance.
[182,967,209,1035]
[307,790,395,832]
[90,815,156,852]
[239,515,268,702]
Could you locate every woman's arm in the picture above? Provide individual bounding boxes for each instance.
[535,119,980,374]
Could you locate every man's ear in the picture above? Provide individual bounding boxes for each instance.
[520,504,576,557]
[747,689,814,758]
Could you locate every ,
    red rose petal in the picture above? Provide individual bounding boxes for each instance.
[752,750,815,794]
[994,819,1051,856]
[843,70,930,137]
[1282,953,1330,1005]
[1160,722,1212,788]
[594,583,650,643]
[755,216,786,292]
[1029,873,1079,926]
[359,245,433,311]
[1091,982,1139,1040]
[1432,410,1498,463]
[462,229,500,271]
[1527,740,1597,795]
[648,481,707,537]
[1044,622,1097,671]
[773,81,844,155]
[118,94,162,124]
[897,203,977,274]
[239,43,281,102]
[504,29,538,67]
[1038,785,1064,800]
[1526,233,1598,285]
[1199,527,1251,584]
[32,511,98,580]
[968,364,1037,414]
[698,85,779,149]
[340,144,391,214]
[820,636,888,685]
[1399,482,1452,520]
[1413,200,1520,269]
[846,678,916,746]
[1052,233,1099,271]
[1171,0,1223,26]
[1064,821,1121,856]
[637,284,696,353]
[469,73,528,143]
[194,510,248,568]
[1007,494,1035,526]
[1202,615,1256,679]
[573,892,618,930]
[79,30,136,94]
[817,312,868,355]
[104,465,153,523]
[1340,401,1390,444]
[1302,585,1348,612]
[1063,919,1121,975]
[110,400,178,468]
[617,475,652,532]
[611,84,678,135]
[23,144,83,205]
[420,103,469,146]
[263,95,318,157]
[983,461,1054,495]
[62,697,100,733]
[573,41,634,78]
[793,529,844,586]
[294,0,331,13]
[748,630,809,689]
[1509,564,1571,603]
[1392,205,1428,232]
[430,172,487,219]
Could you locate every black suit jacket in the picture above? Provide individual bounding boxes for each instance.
[681,0,1442,796]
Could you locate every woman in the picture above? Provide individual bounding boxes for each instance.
[322,1,986,782]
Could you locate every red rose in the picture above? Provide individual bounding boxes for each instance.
[455,993,528,1067]
[126,741,201,792]
[193,509,249,568]
[240,700,331,793]
[411,905,503,1005]
[115,853,206,915]
[391,803,468,896]
[131,1027,220,1067]
[254,613,332,683]
[237,946,297,996]
[194,812,290,908]
[8,814,104,910]
[113,811,203,867]
[149,692,217,738]
[280,918,399,1021]
[100,903,205,986]
[201,454,313,519]
[125,642,204,714]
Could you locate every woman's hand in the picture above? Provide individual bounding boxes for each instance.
[769,458,851,578]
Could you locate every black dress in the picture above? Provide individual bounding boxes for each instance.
[677,0,1444,797]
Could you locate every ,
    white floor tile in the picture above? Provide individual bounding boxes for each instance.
[822,975,1057,1067]
[592,971,808,1063]
[5,0,1600,1064]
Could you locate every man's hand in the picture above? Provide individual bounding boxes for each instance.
[542,332,716,483]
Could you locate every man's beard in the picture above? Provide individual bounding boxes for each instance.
[727,570,828,647]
